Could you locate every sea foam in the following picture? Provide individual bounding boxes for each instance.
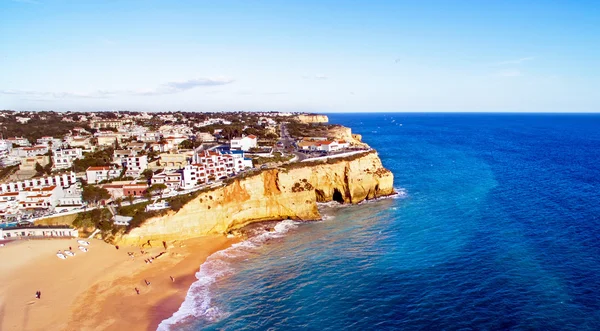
[157,219,300,330]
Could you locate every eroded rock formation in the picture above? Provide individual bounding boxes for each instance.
[116,151,394,245]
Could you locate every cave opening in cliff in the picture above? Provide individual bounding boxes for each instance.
[332,188,344,204]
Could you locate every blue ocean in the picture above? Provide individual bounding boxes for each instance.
[160,113,600,330]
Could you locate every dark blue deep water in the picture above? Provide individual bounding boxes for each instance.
[161,113,600,330]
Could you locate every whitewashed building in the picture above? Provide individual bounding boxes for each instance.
[230,135,258,151]
[86,166,121,184]
[151,172,182,191]
[11,146,48,158]
[52,148,83,170]
[123,155,148,178]
[6,137,30,147]
[0,172,77,194]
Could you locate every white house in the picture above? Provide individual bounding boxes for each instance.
[0,140,13,155]
[196,132,216,142]
[19,186,65,212]
[230,135,258,152]
[123,155,148,178]
[52,148,83,170]
[6,137,30,147]
[11,146,48,158]
[57,183,84,208]
[36,136,63,150]
[86,166,121,184]
[113,149,137,164]
[151,172,182,191]
[113,215,133,226]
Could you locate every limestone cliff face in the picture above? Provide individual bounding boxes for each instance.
[295,114,329,123]
[117,151,394,245]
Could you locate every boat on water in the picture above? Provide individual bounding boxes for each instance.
[78,246,88,252]
[64,250,75,257]
[77,240,90,246]
[57,252,67,259]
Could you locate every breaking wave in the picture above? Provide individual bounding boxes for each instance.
[157,219,300,330]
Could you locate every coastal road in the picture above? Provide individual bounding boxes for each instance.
[279,123,308,161]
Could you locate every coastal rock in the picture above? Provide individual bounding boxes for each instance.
[295,114,329,123]
[116,151,394,245]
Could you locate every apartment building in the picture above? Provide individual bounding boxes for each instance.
[86,166,121,184]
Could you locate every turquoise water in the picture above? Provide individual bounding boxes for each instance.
[160,113,600,330]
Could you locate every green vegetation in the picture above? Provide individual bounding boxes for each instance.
[148,183,167,197]
[250,152,293,165]
[72,208,113,235]
[0,165,18,181]
[119,184,223,232]
[281,150,374,171]
[0,111,92,142]
[141,169,154,181]
[72,148,114,172]
[286,121,340,138]
[34,160,53,177]
[82,185,111,206]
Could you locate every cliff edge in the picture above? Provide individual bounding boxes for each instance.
[295,114,329,123]
[116,151,394,245]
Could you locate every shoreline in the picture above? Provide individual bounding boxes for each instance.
[0,236,237,331]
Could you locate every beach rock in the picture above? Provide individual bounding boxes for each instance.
[115,151,394,245]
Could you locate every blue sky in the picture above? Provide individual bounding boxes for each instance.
[1,0,599,112]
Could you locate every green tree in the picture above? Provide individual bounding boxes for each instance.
[82,185,111,206]
[149,183,167,198]
[143,191,153,201]
[126,194,135,205]
[179,139,194,149]
[142,169,154,182]
[35,162,44,176]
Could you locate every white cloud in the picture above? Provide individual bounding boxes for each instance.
[0,77,234,99]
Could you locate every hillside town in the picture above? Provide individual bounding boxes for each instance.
[0,110,367,238]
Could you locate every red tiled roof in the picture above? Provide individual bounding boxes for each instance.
[87,166,111,171]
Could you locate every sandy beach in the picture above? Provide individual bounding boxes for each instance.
[0,236,236,331]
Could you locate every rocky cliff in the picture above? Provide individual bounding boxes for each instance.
[295,114,329,123]
[116,151,394,245]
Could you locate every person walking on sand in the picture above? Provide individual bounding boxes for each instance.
[170,276,175,282]
[35,290,41,299]
[135,287,140,295]
[145,279,151,286]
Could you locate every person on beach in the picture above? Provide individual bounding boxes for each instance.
[35,291,41,299]
[69,246,72,251]
[135,287,140,295]
[144,279,151,286]
[170,276,175,282]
